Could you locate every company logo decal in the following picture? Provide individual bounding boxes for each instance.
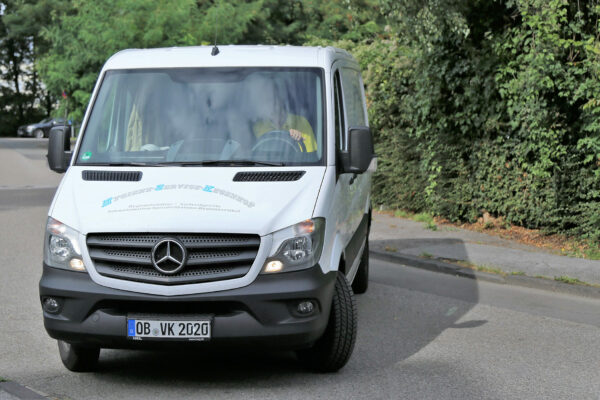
[101,183,255,209]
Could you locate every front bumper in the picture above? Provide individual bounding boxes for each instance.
[39,264,336,349]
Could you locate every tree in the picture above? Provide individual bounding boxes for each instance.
[3,0,71,117]
[1,1,46,135]
[36,0,274,120]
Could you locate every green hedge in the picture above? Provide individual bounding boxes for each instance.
[354,0,600,241]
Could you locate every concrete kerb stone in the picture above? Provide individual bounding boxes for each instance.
[370,248,600,299]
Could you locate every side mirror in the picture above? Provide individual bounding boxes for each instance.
[47,126,72,173]
[340,126,375,174]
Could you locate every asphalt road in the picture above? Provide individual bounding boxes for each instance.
[0,138,599,400]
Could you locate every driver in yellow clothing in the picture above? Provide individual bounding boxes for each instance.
[252,90,317,153]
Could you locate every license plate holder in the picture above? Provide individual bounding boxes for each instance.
[126,314,212,341]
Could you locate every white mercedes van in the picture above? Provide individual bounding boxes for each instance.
[41,45,375,373]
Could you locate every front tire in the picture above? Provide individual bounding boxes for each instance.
[58,340,100,372]
[296,272,357,372]
[33,129,44,139]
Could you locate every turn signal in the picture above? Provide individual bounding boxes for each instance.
[69,258,86,271]
[264,260,283,273]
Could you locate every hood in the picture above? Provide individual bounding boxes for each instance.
[49,166,326,236]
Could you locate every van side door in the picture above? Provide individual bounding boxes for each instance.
[331,62,372,277]
[339,66,371,223]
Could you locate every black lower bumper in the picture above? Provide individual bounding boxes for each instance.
[39,264,336,350]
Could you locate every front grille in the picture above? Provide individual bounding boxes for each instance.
[87,233,260,285]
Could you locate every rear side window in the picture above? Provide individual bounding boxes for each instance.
[333,70,345,151]
[340,68,366,127]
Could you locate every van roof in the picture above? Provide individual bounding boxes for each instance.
[104,45,356,71]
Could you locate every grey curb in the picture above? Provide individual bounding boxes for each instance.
[0,382,47,400]
[370,249,600,299]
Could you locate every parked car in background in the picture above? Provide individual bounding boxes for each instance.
[17,117,72,138]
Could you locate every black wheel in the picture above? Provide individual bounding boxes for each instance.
[58,340,100,372]
[352,239,369,294]
[33,129,44,139]
[296,272,357,372]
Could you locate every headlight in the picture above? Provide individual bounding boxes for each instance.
[44,217,86,272]
[26,125,35,133]
[262,218,325,274]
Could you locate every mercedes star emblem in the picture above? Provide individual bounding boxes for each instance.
[151,237,187,275]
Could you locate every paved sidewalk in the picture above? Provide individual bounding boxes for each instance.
[370,212,600,292]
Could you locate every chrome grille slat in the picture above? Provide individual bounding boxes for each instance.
[186,249,256,266]
[94,262,250,285]
[87,233,260,285]
[88,248,257,267]
[88,248,152,265]
[87,234,260,250]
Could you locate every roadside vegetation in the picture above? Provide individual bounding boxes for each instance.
[554,276,590,286]
[2,0,600,250]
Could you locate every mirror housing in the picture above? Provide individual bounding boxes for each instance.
[47,126,72,173]
[340,126,375,174]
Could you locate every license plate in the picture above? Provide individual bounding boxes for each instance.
[127,318,211,341]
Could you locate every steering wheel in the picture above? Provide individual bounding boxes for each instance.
[251,130,307,154]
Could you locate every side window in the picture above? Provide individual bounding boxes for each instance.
[92,83,118,153]
[333,70,345,151]
[341,68,366,127]
[87,76,134,154]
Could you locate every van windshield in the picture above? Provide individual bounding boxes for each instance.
[76,68,325,166]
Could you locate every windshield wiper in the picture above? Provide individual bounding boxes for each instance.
[83,162,167,167]
[158,160,286,167]
[200,160,286,166]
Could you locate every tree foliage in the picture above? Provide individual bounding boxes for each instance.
[0,0,62,135]
[40,0,203,120]
[365,0,600,240]
[27,0,383,121]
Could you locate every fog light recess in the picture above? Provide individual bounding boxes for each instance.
[297,300,315,315]
[42,297,61,314]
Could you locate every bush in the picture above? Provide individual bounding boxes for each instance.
[357,0,600,242]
